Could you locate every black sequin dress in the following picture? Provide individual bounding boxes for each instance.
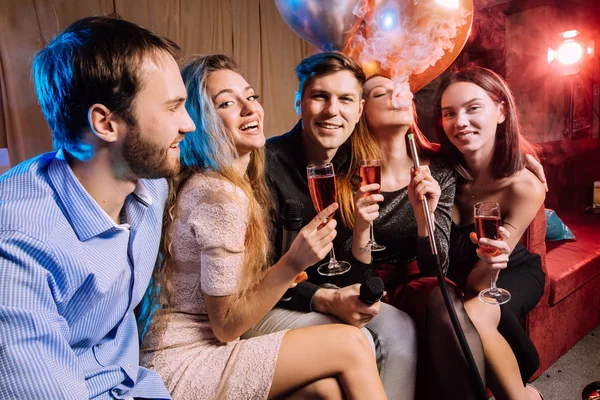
[338,157,457,302]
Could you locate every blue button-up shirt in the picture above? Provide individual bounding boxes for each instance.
[0,150,171,399]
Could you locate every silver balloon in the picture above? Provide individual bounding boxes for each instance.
[274,0,360,51]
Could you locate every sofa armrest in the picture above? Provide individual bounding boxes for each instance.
[520,205,550,306]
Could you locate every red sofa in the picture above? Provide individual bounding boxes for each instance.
[523,137,600,380]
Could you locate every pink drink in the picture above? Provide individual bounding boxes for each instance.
[475,215,501,256]
[359,165,381,197]
[308,174,336,221]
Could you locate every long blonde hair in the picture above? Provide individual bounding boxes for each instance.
[139,54,271,344]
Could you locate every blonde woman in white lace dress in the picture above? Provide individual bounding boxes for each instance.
[139,54,386,400]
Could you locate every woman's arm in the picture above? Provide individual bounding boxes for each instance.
[414,165,456,276]
[203,202,339,343]
[466,170,546,291]
[351,183,383,264]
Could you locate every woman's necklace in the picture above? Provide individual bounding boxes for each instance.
[465,180,491,200]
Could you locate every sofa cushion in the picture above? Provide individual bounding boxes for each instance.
[545,212,600,305]
[545,209,576,241]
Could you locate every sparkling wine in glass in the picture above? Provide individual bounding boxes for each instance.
[475,201,511,305]
[307,163,351,276]
[358,160,385,252]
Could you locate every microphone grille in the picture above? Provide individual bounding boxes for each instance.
[283,199,303,219]
[360,275,385,304]
[282,199,304,230]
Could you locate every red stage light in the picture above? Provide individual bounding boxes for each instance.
[557,41,584,65]
[548,30,594,75]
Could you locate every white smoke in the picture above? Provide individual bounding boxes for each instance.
[350,0,470,108]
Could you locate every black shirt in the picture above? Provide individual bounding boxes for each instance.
[265,121,360,312]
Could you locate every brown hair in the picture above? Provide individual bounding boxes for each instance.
[296,52,366,99]
[433,66,537,182]
[32,15,180,158]
[141,54,271,345]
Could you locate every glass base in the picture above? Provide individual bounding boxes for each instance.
[317,260,351,276]
[359,241,386,252]
[479,288,511,305]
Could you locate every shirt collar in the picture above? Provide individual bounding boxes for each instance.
[131,180,153,206]
[48,149,153,241]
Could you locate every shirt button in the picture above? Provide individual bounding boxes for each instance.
[97,343,103,348]
[127,364,132,369]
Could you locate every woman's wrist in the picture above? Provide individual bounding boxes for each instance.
[415,212,435,236]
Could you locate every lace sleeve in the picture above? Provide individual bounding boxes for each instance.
[187,175,249,297]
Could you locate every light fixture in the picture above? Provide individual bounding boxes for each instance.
[547,30,596,139]
[548,30,594,75]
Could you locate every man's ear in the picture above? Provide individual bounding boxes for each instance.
[358,98,365,118]
[294,91,302,116]
[88,104,119,143]
[497,102,506,124]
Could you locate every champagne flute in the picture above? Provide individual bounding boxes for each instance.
[358,160,386,252]
[306,163,351,276]
[475,201,511,305]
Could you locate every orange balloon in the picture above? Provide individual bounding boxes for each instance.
[409,0,474,93]
[344,0,474,93]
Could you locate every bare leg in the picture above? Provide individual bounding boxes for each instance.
[464,296,540,400]
[268,324,387,400]
[281,377,343,400]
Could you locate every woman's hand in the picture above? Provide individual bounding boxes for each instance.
[469,226,511,271]
[353,183,384,229]
[283,202,339,274]
[408,165,441,219]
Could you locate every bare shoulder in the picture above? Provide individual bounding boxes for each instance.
[506,168,546,206]
[499,169,546,237]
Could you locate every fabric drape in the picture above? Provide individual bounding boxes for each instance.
[0,0,311,164]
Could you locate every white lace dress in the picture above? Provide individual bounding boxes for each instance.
[140,173,287,400]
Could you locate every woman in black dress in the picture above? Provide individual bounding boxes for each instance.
[435,66,546,400]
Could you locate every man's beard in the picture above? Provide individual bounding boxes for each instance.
[120,125,180,179]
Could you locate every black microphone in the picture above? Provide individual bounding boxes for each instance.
[280,200,304,302]
[359,275,385,305]
[281,199,304,256]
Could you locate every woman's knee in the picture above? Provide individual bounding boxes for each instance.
[464,297,500,331]
[298,377,343,400]
[426,285,464,327]
[336,325,375,363]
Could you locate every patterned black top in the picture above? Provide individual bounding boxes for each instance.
[338,156,456,277]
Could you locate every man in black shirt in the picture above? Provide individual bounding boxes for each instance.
[243,52,418,399]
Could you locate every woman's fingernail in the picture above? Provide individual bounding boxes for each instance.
[479,238,488,244]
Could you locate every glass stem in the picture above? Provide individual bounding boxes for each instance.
[329,247,338,265]
[490,268,500,294]
[369,222,375,244]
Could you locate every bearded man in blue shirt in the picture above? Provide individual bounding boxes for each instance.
[0,16,195,399]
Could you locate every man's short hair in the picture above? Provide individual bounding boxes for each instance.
[32,15,180,157]
[295,52,366,99]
